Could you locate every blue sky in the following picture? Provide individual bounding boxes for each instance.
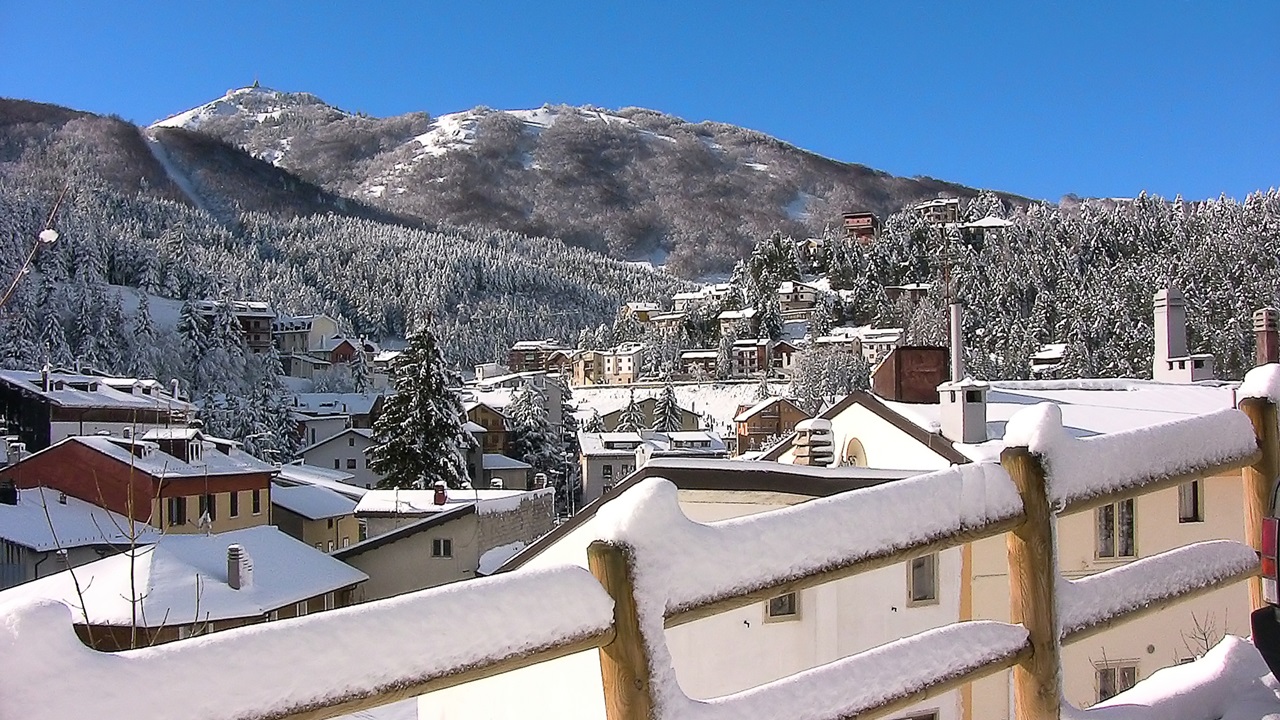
[2,2,1275,201]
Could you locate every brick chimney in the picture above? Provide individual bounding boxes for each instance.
[433,480,448,506]
[1256,308,1279,366]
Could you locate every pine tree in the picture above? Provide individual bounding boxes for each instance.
[753,372,772,402]
[350,344,371,393]
[129,293,158,378]
[507,382,560,476]
[367,327,473,489]
[615,390,646,432]
[583,411,605,433]
[651,382,683,432]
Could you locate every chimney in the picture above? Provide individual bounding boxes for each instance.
[1256,308,1280,366]
[938,378,989,444]
[227,544,253,590]
[57,492,67,505]
[949,301,965,382]
[793,418,834,466]
[1152,287,1214,383]
[122,427,132,440]
[0,479,16,506]
[433,480,448,506]
[41,364,51,392]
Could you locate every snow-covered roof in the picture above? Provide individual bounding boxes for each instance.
[718,307,758,321]
[354,488,543,516]
[680,349,718,360]
[880,378,1241,462]
[297,427,374,456]
[0,486,159,552]
[625,302,661,312]
[462,421,486,433]
[510,339,566,351]
[294,393,381,417]
[578,430,726,457]
[0,525,367,625]
[477,541,527,576]
[1031,343,1069,362]
[961,215,1015,229]
[192,299,274,317]
[0,370,192,412]
[275,463,366,499]
[733,396,801,423]
[483,454,531,470]
[140,427,203,441]
[776,280,819,294]
[54,435,276,479]
[373,350,402,363]
[271,483,359,520]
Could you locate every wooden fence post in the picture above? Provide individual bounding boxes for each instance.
[1240,397,1280,611]
[587,541,655,720]
[1002,446,1062,720]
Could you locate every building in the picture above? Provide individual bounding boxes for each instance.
[776,281,820,315]
[293,393,384,430]
[464,401,509,455]
[544,349,575,378]
[571,350,605,387]
[0,525,367,650]
[0,431,276,535]
[508,340,568,373]
[842,210,880,241]
[733,397,811,454]
[297,428,379,489]
[193,300,276,353]
[270,482,361,553]
[0,370,194,453]
[0,482,159,590]
[335,484,556,602]
[914,197,961,225]
[678,349,718,378]
[771,340,799,375]
[621,302,661,323]
[1030,343,1068,377]
[273,314,342,356]
[415,460,933,720]
[576,431,727,506]
[601,343,645,385]
[274,463,367,501]
[884,283,931,305]
[730,339,773,378]
[294,412,350,450]
[647,311,687,332]
[858,327,904,367]
[482,454,532,490]
[717,307,758,336]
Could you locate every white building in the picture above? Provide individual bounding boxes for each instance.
[600,343,645,385]
[297,428,379,489]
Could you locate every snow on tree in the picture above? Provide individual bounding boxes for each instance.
[350,346,372,393]
[615,390,646,432]
[651,382,683,432]
[129,292,158,378]
[753,372,772,402]
[367,327,474,489]
[789,346,871,412]
[583,411,606,433]
[506,381,561,477]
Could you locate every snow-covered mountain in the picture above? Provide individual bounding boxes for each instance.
[156,86,1025,276]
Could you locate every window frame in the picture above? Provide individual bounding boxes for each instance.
[167,496,187,527]
[1096,498,1137,559]
[252,488,262,515]
[1178,480,1204,523]
[229,491,240,518]
[432,537,453,558]
[763,591,799,622]
[907,553,939,606]
[1096,662,1138,702]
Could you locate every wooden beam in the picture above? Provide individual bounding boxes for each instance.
[1002,446,1062,720]
[1241,397,1279,611]
[588,541,656,720]
[265,627,614,720]
[1062,564,1259,646]
[852,644,1032,720]
[664,515,1025,628]
[1059,451,1261,518]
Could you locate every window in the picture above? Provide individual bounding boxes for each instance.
[602,464,614,480]
[252,489,262,515]
[342,537,350,548]
[1096,664,1138,702]
[1097,499,1136,558]
[346,458,357,469]
[348,437,355,447]
[167,496,187,526]
[296,602,309,617]
[334,459,340,470]
[909,554,938,605]
[327,518,334,528]
[326,540,335,552]
[899,713,938,720]
[229,491,239,518]
[1179,481,1203,523]
[199,494,217,522]
[765,592,798,620]
[432,538,453,558]
[965,390,981,403]
[324,592,335,610]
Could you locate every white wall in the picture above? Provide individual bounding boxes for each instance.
[300,434,380,488]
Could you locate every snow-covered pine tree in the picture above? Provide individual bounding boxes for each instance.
[652,382,683,432]
[507,382,560,477]
[753,372,771,402]
[615,390,646,432]
[583,411,606,433]
[350,345,371,393]
[367,327,473,489]
[129,292,158,378]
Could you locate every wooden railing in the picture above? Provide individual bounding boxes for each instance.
[1,389,1276,720]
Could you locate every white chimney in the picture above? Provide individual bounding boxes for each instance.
[938,378,989,444]
[1152,286,1214,383]
[793,418,834,466]
[227,544,253,590]
[949,301,965,382]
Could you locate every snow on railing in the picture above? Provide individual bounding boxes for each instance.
[0,567,614,720]
[3,368,1279,720]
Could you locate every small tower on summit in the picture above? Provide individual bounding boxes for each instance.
[251,77,261,89]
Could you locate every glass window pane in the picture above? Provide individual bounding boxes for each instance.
[1097,667,1116,701]
[1119,499,1135,557]
[1097,505,1115,557]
